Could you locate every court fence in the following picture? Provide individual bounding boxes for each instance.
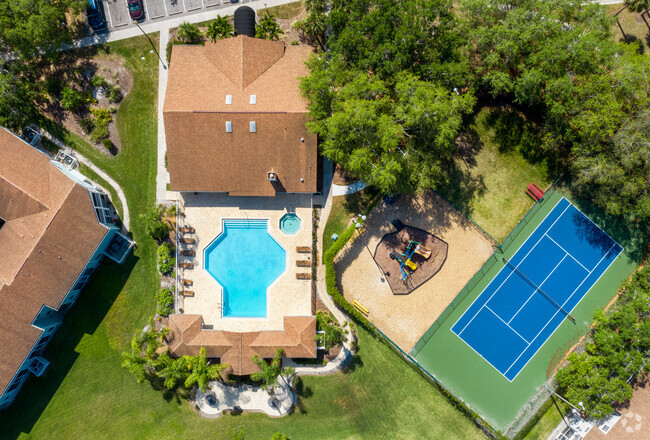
[503,377,558,439]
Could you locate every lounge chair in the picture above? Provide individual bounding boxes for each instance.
[296,273,311,280]
[181,238,196,244]
[296,246,311,253]
[179,226,195,233]
[180,290,195,297]
[180,250,195,257]
[296,260,311,267]
[179,262,194,269]
[183,279,193,286]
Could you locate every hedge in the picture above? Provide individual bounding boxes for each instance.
[323,219,377,333]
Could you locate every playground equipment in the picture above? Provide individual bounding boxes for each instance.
[407,241,431,259]
[390,248,418,280]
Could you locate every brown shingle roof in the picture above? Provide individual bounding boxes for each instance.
[166,315,316,375]
[163,36,317,196]
[0,128,108,394]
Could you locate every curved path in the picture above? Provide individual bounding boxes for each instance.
[37,129,131,230]
[331,180,368,196]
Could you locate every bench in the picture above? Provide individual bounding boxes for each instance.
[180,250,195,256]
[296,246,311,253]
[296,260,311,267]
[180,290,195,297]
[526,183,545,201]
[296,273,311,280]
[353,300,369,316]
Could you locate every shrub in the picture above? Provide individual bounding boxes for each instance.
[139,205,170,241]
[91,75,109,88]
[107,85,122,103]
[80,117,95,133]
[90,106,112,126]
[61,86,86,111]
[177,22,203,43]
[166,40,173,64]
[156,288,174,316]
[315,311,347,350]
[102,138,114,150]
[89,124,109,143]
[157,242,175,275]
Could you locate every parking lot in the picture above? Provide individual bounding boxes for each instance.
[101,0,258,31]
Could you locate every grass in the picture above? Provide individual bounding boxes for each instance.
[259,1,305,20]
[608,4,650,54]
[518,399,569,440]
[322,187,380,256]
[78,163,124,220]
[0,33,485,440]
[441,107,553,242]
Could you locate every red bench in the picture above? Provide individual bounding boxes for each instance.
[526,183,545,201]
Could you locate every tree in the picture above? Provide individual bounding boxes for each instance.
[255,14,284,41]
[121,335,153,383]
[251,348,295,393]
[294,12,326,50]
[154,353,189,389]
[139,205,170,241]
[0,68,35,131]
[572,109,650,222]
[301,61,475,194]
[205,16,234,42]
[177,22,203,44]
[182,347,228,392]
[626,0,650,30]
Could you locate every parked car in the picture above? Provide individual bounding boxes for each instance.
[127,0,145,21]
[86,0,106,30]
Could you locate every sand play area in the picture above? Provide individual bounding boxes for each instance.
[335,191,494,351]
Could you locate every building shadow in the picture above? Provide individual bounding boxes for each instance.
[0,252,138,438]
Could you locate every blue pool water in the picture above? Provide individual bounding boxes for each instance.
[204,219,286,317]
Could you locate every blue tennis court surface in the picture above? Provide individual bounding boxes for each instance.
[451,198,623,381]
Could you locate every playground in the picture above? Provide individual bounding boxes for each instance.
[335,191,493,351]
[374,224,448,294]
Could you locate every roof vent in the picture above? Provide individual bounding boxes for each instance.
[267,172,277,182]
[226,121,232,133]
[250,95,256,104]
[225,95,232,105]
[250,121,256,133]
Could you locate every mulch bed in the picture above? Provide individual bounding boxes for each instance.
[373,225,448,295]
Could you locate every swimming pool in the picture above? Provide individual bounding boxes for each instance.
[204,219,286,318]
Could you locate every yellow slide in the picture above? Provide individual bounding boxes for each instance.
[405,259,417,271]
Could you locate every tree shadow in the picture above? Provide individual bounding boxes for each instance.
[341,354,363,374]
[620,35,645,54]
[294,377,312,414]
[436,156,486,218]
[483,108,547,165]
[0,252,138,438]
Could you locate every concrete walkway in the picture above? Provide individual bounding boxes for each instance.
[37,129,131,230]
[331,180,368,196]
[156,27,172,204]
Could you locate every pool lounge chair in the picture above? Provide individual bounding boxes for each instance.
[296,260,311,267]
[180,250,195,257]
[296,273,311,280]
[181,238,196,244]
[179,262,193,269]
[180,290,195,297]
[296,246,311,253]
[183,279,193,286]
[179,226,195,233]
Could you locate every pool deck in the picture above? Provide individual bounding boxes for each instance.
[177,192,314,333]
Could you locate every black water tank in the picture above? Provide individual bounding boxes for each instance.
[234,6,256,38]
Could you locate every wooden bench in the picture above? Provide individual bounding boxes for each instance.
[296,273,311,280]
[179,226,195,233]
[179,262,194,269]
[353,300,369,316]
[296,260,311,267]
[180,250,195,256]
[526,183,545,201]
[296,246,311,253]
[180,290,195,297]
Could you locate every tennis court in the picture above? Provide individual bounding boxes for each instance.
[451,197,623,381]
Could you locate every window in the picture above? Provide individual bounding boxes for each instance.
[82,268,93,277]
[250,121,256,133]
[225,95,232,104]
[226,121,232,133]
[250,95,256,104]
[34,335,52,353]
[73,281,85,291]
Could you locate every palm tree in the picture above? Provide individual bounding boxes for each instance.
[154,353,189,389]
[121,335,150,383]
[296,12,326,50]
[183,347,228,392]
[626,0,650,30]
[205,16,234,42]
[251,348,295,394]
[177,22,203,44]
[255,14,284,41]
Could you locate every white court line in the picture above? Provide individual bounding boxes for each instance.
[485,306,530,344]
[544,233,589,272]
[508,253,568,325]
[503,242,620,379]
[455,200,571,337]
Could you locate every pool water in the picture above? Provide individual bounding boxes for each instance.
[204,219,286,317]
[279,213,301,235]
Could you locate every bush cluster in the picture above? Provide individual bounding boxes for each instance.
[157,242,175,275]
[156,288,174,316]
[315,311,347,350]
[139,205,170,241]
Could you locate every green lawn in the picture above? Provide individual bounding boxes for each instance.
[0,34,485,440]
[259,1,305,20]
[609,4,650,54]
[322,188,380,256]
[441,107,553,242]
[78,163,124,220]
